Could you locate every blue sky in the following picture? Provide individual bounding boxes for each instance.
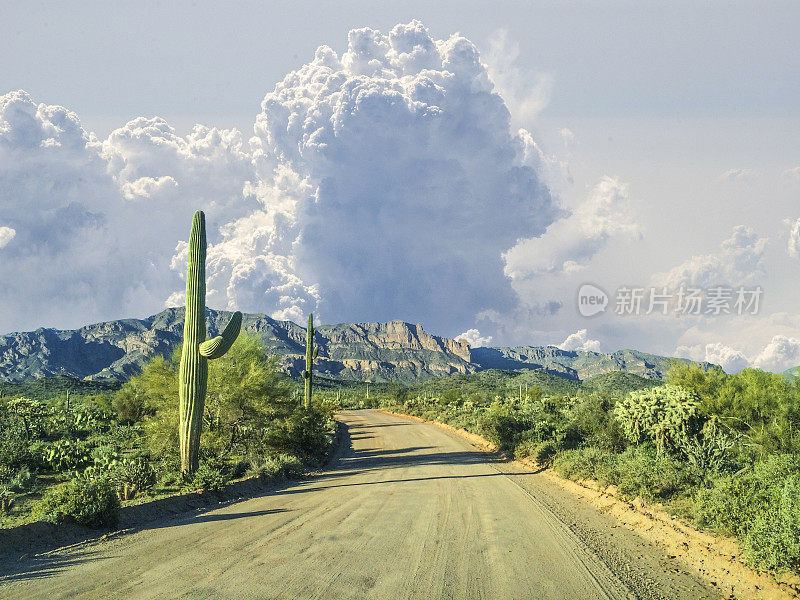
[1,1,799,371]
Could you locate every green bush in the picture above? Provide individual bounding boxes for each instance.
[39,475,121,527]
[112,384,149,424]
[515,439,559,467]
[554,448,617,485]
[614,385,700,453]
[191,462,229,492]
[0,424,33,470]
[42,438,92,472]
[477,402,533,451]
[694,454,800,572]
[554,446,694,501]
[260,409,330,465]
[613,447,694,501]
[0,485,15,514]
[744,477,800,572]
[0,465,34,492]
[116,458,156,500]
[565,394,627,451]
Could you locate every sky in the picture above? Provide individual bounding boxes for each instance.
[1,1,799,372]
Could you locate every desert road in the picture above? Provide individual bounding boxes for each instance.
[0,410,717,600]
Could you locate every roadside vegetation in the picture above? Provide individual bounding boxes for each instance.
[335,365,800,575]
[0,334,334,530]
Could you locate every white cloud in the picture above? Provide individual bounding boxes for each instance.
[0,226,15,248]
[786,217,800,258]
[557,329,601,352]
[229,20,558,330]
[676,342,750,373]
[676,334,800,374]
[752,335,800,372]
[504,176,639,279]
[484,28,553,127]
[720,168,756,182]
[456,328,493,348]
[0,22,559,335]
[652,225,767,289]
[560,128,576,152]
[782,166,800,181]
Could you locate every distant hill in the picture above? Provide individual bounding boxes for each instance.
[469,346,714,381]
[0,308,716,384]
[401,369,662,401]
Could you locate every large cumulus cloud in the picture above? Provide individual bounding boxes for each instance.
[0,21,558,335]
[208,21,558,330]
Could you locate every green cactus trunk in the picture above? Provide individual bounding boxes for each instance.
[178,211,242,474]
[303,313,318,410]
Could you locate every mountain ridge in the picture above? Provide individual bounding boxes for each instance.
[0,308,716,383]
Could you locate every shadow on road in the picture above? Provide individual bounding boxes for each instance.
[0,410,517,583]
[0,550,110,583]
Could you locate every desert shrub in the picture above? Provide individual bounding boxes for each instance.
[112,384,149,424]
[554,446,694,501]
[695,455,800,572]
[694,454,800,536]
[554,448,618,486]
[614,385,700,453]
[743,477,800,572]
[192,461,229,492]
[101,424,143,449]
[0,423,34,470]
[0,465,34,493]
[39,474,120,527]
[259,409,330,465]
[0,485,15,514]
[676,416,736,480]
[565,394,627,452]
[477,402,534,451]
[43,438,93,472]
[515,439,559,467]
[251,454,305,480]
[115,458,156,500]
[612,447,694,500]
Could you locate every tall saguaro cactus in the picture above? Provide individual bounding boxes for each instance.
[302,313,319,409]
[179,211,242,473]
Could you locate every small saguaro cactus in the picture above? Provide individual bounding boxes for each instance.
[179,210,242,473]
[302,313,319,409]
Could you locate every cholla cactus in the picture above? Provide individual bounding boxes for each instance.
[179,211,242,473]
[302,313,319,409]
[614,384,700,454]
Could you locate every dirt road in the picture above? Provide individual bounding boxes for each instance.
[0,410,717,599]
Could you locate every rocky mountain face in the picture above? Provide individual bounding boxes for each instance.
[0,308,711,383]
[0,308,473,383]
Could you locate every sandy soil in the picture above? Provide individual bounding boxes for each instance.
[0,410,724,599]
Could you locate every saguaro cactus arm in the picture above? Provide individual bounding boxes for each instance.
[199,311,243,359]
